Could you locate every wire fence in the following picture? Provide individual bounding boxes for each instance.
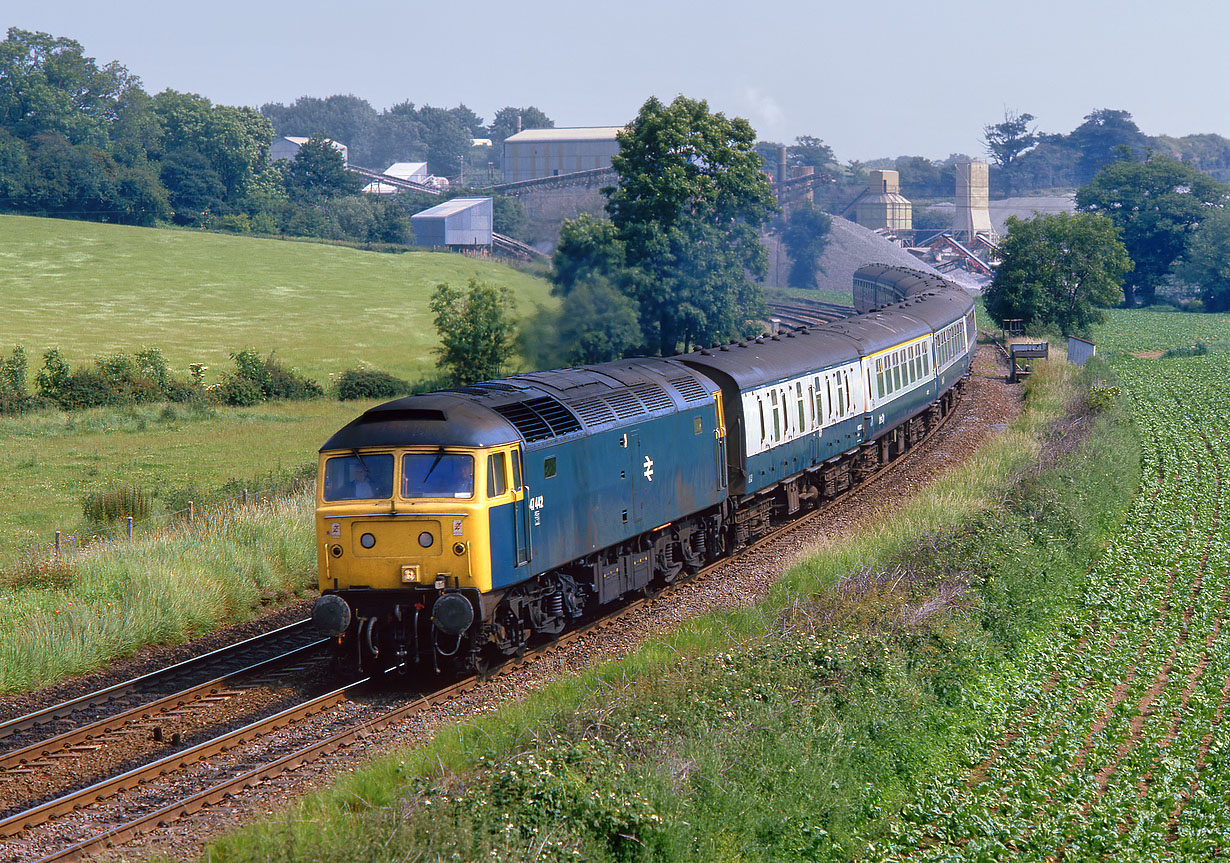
[16,477,317,567]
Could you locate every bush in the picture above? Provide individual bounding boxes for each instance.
[214,348,322,405]
[334,367,412,401]
[82,483,152,525]
[0,345,30,415]
[1161,341,1212,358]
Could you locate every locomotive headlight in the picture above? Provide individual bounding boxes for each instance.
[329,544,343,558]
[453,542,466,556]
[418,531,434,548]
[360,533,376,549]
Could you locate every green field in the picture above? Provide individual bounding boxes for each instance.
[0,214,557,384]
[0,215,558,559]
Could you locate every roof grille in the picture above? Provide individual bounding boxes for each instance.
[667,375,709,403]
[493,396,581,443]
[605,391,644,421]
[569,397,617,427]
[631,383,673,412]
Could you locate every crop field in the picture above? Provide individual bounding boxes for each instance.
[863,316,1230,860]
[0,214,557,383]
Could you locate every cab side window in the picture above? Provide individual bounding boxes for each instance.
[487,451,508,497]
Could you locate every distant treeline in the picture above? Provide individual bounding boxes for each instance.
[0,29,541,243]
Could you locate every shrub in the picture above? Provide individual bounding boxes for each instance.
[1161,340,1212,358]
[334,367,412,401]
[215,348,322,405]
[0,344,30,415]
[82,483,152,525]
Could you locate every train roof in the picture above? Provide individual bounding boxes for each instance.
[679,285,972,388]
[320,358,716,452]
[678,328,861,389]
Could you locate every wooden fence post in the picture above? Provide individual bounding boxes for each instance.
[55,530,62,557]
[189,500,194,525]
[126,517,133,540]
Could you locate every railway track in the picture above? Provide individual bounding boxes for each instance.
[4,377,971,862]
[0,619,320,750]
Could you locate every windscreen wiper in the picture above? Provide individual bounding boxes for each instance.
[421,448,446,482]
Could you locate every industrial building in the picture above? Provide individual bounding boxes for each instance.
[411,197,493,249]
[502,126,623,183]
[951,161,996,243]
[361,162,431,194]
[843,170,912,231]
[270,136,348,165]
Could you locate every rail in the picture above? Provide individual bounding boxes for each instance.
[0,619,316,743]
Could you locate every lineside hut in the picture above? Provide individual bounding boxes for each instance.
[411,197,494,251]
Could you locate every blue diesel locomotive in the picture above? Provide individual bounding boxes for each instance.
[311,274,975,674]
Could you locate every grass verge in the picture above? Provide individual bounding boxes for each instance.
[0,398,369,562]
[0,494,315,693]
[200,357,1140,862]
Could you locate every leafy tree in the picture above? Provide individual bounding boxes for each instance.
[789,135,836,171]
[0,28,137,147]
[781,204,831,289]
[287,134,361,202]
[488,105,553,153]
[449,104,485,138]
[370,102,427,168]
[605,95,778,353]
[555,276,643,364]
[551,213,626,293]
[261,94,378,164]
[160,148,225,224]
[984,212,1130,336]
[430,279,517,385]
[983,110,1037,169]
[1069,108,1150,184]
[1076,156,1230,305]
[1176,209,1230,311]
[417,105,471,178]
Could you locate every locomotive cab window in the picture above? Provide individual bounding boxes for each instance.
[401,452,474,499]
[323,453,394,502]
[487,451,508,497]
[511,449,523,490]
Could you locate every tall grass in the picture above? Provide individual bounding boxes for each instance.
[0,494,315,693]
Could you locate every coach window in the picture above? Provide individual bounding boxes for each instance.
[922,346,930,375]
[796,382,806,429]
[487,452,508,497]
[758,398,767,443]
[893,358,902,391]
[876,361,885,399]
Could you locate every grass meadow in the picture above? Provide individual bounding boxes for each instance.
[0,213,557,383]
[0,214,558,559]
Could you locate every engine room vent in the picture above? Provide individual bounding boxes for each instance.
[569,397,617,428]
[667,375,709,403]
[494,397,582,443]
[605,391,645,421]
[631,383,674,413]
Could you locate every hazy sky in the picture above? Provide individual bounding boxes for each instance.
[10,0,1229,162]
